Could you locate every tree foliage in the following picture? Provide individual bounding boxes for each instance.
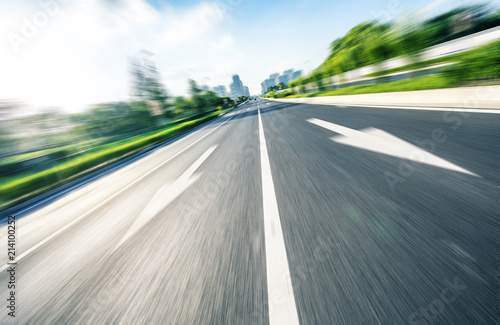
[289,4,500,86]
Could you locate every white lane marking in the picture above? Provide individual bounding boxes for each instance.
[258,109,300,325]
[115,145,217,249]
[308,118,478,177]
[0,116,235,272]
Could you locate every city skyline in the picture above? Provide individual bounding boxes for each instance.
[261,69,302,94]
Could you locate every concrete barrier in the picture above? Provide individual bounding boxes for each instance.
[270,86,500,109]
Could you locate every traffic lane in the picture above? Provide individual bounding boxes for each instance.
[47,102,265,324]
[260,102,495,324]
[0,106,248,267]
[268,100,498,180]
[4,101,267,324]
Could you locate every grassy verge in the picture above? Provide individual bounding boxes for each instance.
[0,109,228,211]
[282,41,497,99]
[280,41,496,99]
[0,139,106,168]
[285,75,452,98]
[366,41,495,78]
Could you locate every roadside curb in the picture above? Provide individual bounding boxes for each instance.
[268,86,500,111]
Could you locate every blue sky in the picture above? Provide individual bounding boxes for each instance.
[140,0,496,94]
[0,0,497,111]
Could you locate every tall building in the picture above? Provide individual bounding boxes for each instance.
[229,74,249,99]
[290,70,302,81]
[261,79,272,94]
[278,74,289,85]
[243,86,250,97]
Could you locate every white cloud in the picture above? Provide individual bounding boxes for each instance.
[0,0,235,112]
[211,34,234,51]
[163,3,225,45]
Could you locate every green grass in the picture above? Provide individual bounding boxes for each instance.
[0,141,99,167]
[282,42,497,99]
[0,109,227,210]
[0,147,63,166]
[285,75,452,98]
[365,41,496,78]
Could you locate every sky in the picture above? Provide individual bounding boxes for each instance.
[0,0,496,112]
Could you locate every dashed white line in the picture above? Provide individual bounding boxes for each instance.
[258,108,300,325]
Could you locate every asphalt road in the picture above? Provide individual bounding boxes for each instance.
[0,98,498,324]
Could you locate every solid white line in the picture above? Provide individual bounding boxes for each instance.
[258,108,300,325]
[115,145,217,249]
[0,115,235,272]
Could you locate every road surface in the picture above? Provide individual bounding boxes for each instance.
[0,98,497,324]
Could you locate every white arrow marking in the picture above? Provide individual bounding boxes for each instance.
[308,118,478,177]
[115,145,217,249]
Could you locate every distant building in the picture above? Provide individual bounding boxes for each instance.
[229,74,250,98]
[260,69,302,93]
[261,79,272,94]
[213,85,227,97]
[290,70,302,81]
[243,86,250,97]
[278,74,289,85]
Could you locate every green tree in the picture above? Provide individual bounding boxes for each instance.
[188,79,201,96]
[267,85,279,93]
